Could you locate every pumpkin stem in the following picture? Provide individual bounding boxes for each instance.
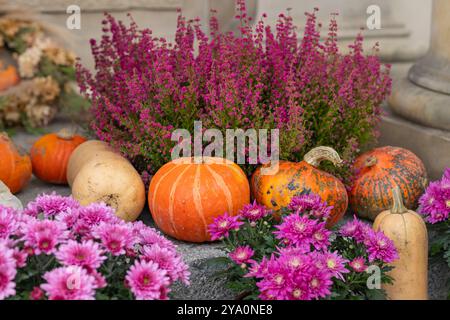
[391,186,408,214]
[364,156,378,167]
[57,128,75,140]
[303,146,343,167]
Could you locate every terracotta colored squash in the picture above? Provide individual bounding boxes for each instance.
[373,186,428,300]
[69,140,145,222]
[30,129,87,184]
[350,146,427,220]
[149,157,250,242]
[0,132,32,194]
[67,140,127,186]
[0,65,20,92]
[251,146,348,227]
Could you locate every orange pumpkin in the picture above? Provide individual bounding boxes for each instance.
[0,65,20,91]
[251,146,348,227]
[148,157,250,242]
[30,129,87,184]
[0,132,32,194]
[350,146,428,220]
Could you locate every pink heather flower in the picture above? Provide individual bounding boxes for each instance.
[273,214,317,250]
[229,245,255,265]
[93,222,135,256]
[321,251,349,279]
[339,215,372,243]
[30,286,44,300]
[55,240,106,271]
[22,219,68,255]
[41,266,97,300]
[24,193,80,218]
[208,212,243,241]
[141,244,190,285]
[240,201,271,221]
[126,260,170,300]
[349,257,367,273]
[364,230,398,263]
[0,241,17,300]
[288,194,332,220]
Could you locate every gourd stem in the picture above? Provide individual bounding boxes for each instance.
[57,128,75,140]
[303,146,343,167]
[391,186,408,214]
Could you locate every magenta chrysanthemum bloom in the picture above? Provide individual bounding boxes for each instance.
[22,219,68,255]
[133,221,177,251]
[288,194,332,220]
[320,251,349,279]
[419,171,450,224]
[41,266,97,300]
[90,270,107,289]
[229,245,255,265]
[240,201,271,221]
[208,213,243,241]
[0,241,17,300]
[73,203,122,238]
[364,230,398,263]
[0,206,20,239]
[349,257,367,273]
[310,222,331,251]
[24,193,80,218]
[55,240,106,271]
[141,245,190,285]
[30,286,44,300]
[93,222,135,256]
[273,214,317,250]
[339,215,371,243]
[126,260,170,300]
[12,247,28,268]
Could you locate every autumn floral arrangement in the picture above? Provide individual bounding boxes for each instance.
[0,193,190,300]
[418,168,450,298]
[77,0,391,184]
[207,193,397,300]
[0,8,88,131]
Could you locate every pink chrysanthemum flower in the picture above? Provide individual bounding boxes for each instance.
[0,241,17,300]
[364,231,398,263]
[0,206,20,238]
[339,215,371,243]
[93,222,135,256]
[41,266,97,300]
[24,193,80,218]
[133,221,176,251]
[30,286,44,300]
[349,257,367,273]
[74,203,122,238]
[240,201,271,221]
[288,194,332,220]
[90,270,107,289]
[141,245,190,285]
[125,260,170,300]
[229,245,255,265]
[12,247,28,268]
[419,171,450,224]
[310,222,331,251]
[208,212,243,241]
[307,268,333,299]
[273,214,317,250]
[321,251,349,279]
[22,219,68,255]
[55,240,106,271]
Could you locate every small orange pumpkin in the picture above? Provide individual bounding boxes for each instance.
[0,65,20,92]
[30,129,87,184]
[251,146,348,227]
[148,157,250,242]
[350,146,428,220]
[0,132,32,194]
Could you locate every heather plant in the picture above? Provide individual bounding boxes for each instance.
[0,193,189,300]
[206,194,397,300]
[77,1,391,183]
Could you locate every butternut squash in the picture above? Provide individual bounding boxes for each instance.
[373,186,428,300]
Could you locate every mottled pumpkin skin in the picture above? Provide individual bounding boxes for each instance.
[251,160,348,227]
[31,132,87,184]
[0,66,20,91]
[0,133,32,194]
[350,146,427,220]
[149,157,250,243]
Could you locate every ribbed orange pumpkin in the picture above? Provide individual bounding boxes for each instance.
[0,65,20,92]
[30,129,87,184]
[251,146,348,227]
[0,132,32,194]
[350,146,428,220]
[148,157,250,242]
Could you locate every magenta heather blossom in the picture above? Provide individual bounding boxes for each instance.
[22,219,68,255]
[240,201,271,221]
[419,168,450,224]
[208,212,243,241]
[92,222,135,256]
[364,231,398,263]
[55,240,106,271]
[24,193,80,218]
[41,266,97,300]
[349,257,367,273]
[229,246,255,265]
[126,260,170,300]
[77,1,391,181]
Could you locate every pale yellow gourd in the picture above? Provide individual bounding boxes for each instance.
[373,186,428,300]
